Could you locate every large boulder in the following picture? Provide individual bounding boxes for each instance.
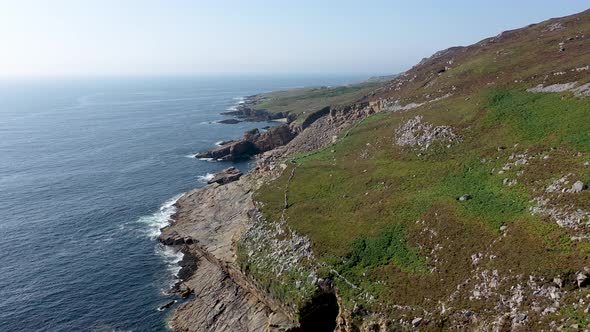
[208,167,243,185]
[570,180,588,193]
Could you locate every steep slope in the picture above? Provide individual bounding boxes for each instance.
[249,9,590,331]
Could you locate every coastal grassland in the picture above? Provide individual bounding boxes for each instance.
[250,81,383,120]
[253,88,590,316]
[559,291,590,330]
[484,89,590,152]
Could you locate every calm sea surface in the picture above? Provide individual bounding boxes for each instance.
[0,76,364,331]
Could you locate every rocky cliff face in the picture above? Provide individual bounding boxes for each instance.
[195,125,297,161]
[160,179,298,331]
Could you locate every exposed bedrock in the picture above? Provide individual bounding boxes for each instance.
[220,96,297,122]
[158,180,298,331]
[194,125,297,161]
[207,166,243,185]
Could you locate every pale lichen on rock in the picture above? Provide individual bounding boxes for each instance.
[395,115,461,151]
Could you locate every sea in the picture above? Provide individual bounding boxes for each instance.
[0,75,364,331]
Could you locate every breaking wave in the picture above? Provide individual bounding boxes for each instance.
[197,173,215,183]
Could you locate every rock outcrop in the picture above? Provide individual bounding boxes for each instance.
[207,167,243,185]
[195,125,296,161]
[395,115,462,151]
[220,95,295,122]
[218,119,242,124]
[159,179,297,331]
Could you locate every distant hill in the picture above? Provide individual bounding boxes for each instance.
[363,73,400,83]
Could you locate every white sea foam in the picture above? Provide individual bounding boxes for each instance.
[226,96,245,110]
[157,245,184,281]
[198,157,216,162]
[197,173,215,183]
[136,194,186,284]
[137,194,182,239]
[214,140,225,146]
[184,153,197,158]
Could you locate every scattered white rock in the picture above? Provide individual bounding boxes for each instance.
[513,312,527,324]
[411,317,423,327]
[530,197,590,231]
[572,83,590,97]
[503,178,517,186]
[395,116,462,151]
[570,180,587,193]
[527,82,590,97]
[383,93,452,112]
[544,22,565,32]
[458,194,472,202]
[242,209,315,283]
[527,82,577,93]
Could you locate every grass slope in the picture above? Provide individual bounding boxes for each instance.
[249,81,383,120]
[250,9,590,328]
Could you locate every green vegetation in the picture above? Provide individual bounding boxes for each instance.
[438,158,528,229]
[248,11,590,327]
[344,224,425,272]
[485,89,590,152]
[254,87,590,316]
[237,243,316,307]
[250,81,383,121]
[560,300,590,330]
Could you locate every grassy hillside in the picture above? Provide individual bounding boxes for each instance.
[248,81,384,120]
[250,9,590,329]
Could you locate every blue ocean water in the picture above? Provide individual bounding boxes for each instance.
[0,76,363,331]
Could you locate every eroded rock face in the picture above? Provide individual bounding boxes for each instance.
[195,125,296,161]
[169,248,293,332]
[159,179,297,332]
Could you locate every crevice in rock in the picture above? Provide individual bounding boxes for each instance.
[296,284,339,332]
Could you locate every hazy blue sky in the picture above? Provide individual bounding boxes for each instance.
[0,0,587,78]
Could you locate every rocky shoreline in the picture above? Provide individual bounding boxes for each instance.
[158,173,297,331]
[158,95,386,331]
[220,95,296,122]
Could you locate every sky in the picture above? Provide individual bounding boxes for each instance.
[0,0,588,78]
